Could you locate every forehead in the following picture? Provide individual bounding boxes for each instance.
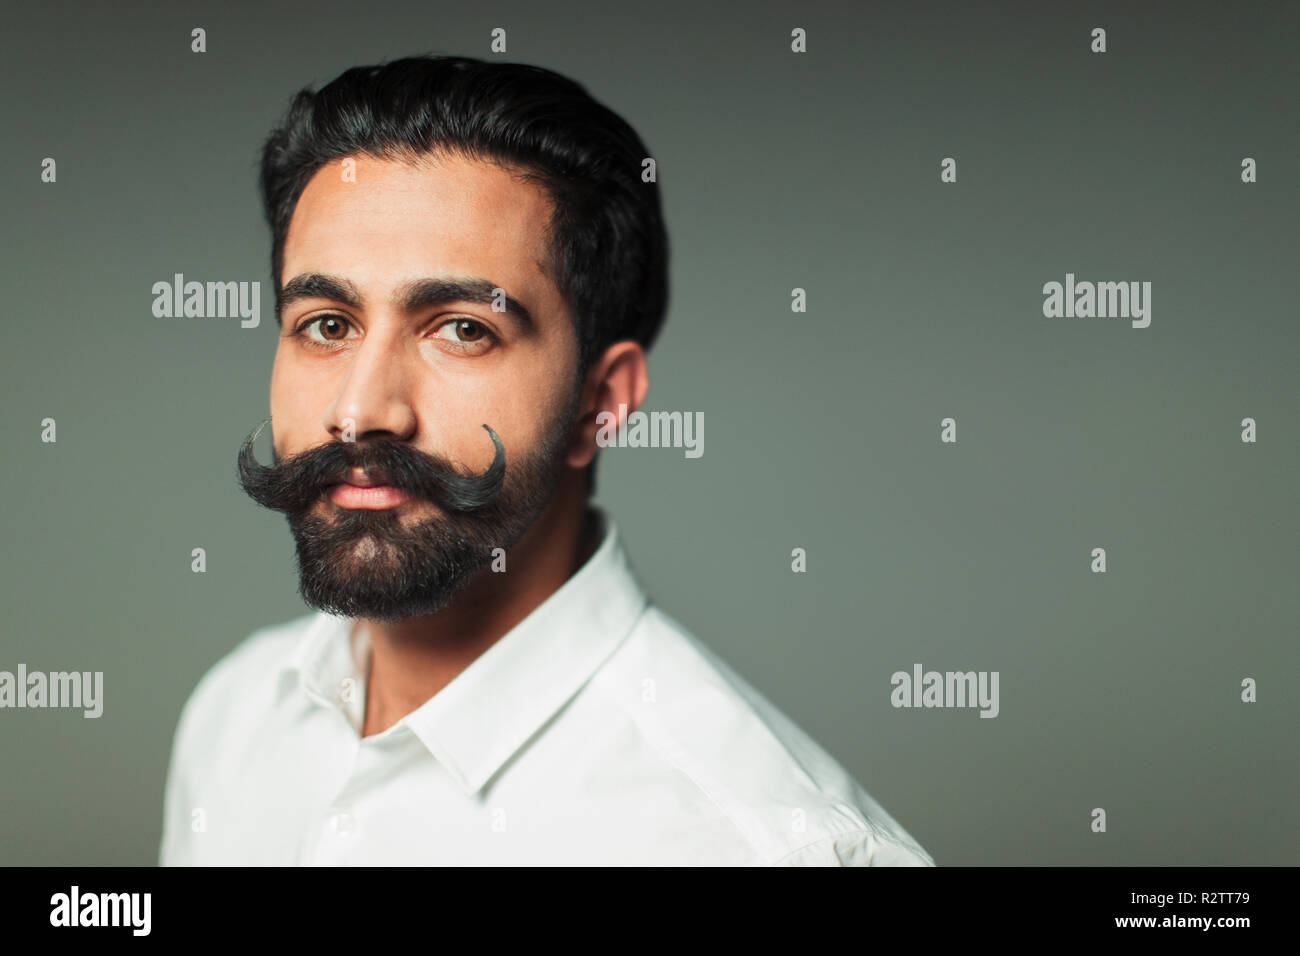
[282,152,559,310]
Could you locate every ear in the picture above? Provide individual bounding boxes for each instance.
[566,341,649,469]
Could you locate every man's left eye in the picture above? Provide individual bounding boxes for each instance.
[434,319,494,347]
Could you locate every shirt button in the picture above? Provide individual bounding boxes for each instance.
[327,809,356,836]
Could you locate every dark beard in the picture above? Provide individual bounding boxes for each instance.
[236,390,578,621]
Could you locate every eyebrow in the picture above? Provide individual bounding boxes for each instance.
[276,273,536,332]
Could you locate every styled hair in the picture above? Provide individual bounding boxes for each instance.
[258,54,670,373]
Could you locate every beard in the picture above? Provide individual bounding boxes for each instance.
[236,389,579,622]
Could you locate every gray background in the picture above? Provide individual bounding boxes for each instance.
[1,0,1295,865]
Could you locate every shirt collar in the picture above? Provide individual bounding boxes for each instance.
[281,506,649,797]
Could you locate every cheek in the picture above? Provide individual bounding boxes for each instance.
[420,375,566,469]
[498,377,574,458]
[268,351,299,422]
[268,351,287,408]
[268,350,322,450]
[419,383,515,469]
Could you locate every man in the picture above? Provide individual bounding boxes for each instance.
[160,54,934,866]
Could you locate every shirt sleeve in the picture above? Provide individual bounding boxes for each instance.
[768,827,937,867]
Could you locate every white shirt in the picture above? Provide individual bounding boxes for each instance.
[160,509,934,866]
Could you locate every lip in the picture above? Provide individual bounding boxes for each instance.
[328,483,411,510]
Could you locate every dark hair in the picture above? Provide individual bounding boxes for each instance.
[258,54,670,373]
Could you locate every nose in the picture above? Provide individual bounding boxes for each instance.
[322,326,418,444]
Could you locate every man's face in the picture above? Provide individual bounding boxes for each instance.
[255,152,581,620]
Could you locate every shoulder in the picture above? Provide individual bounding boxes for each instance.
[167,612,317,760]
[161,613,316,864]
[590,605,935,866]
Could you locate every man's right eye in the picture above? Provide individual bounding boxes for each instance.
[293,314,356,345]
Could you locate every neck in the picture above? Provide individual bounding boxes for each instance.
[358,471,598,737]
